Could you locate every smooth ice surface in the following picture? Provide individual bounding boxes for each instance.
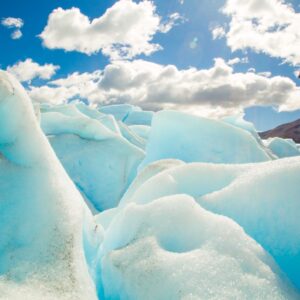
[41,109,145,212]
[0,71,99,300]
[100,104,153,126]
[41,103,122,135]
[120,159,185,206]
[223,114,260,139]
[117,122,146,150]
[129,125,151,140]
[99,104,139,121]
[141,110,272,168]
[123,110,153,126]
[265,137,300,158]
[96,159,185,229]
[99,195,298,300]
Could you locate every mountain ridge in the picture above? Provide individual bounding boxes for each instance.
[259,119,300,143]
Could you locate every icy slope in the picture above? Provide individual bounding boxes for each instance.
[141,110,273,168]
[98,195,299,300]
[99,104,153,126]
[40,106,145,212]
[265,137,300,158]
[2,71,300,299]
[0,71,99,300]
[128,125,151,141]
[105,156,300,292]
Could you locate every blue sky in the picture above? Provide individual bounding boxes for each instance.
[1,0,300,131]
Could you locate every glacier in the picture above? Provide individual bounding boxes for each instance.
[264,137,300,158]
[141,110,273,168]
[0,71,99,299]
[40,104,145,212]
[99,195,298,300]
[99,104,153,126]
[110,157,300,290]
[1,70,300,299]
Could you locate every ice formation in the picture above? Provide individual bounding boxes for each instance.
[128,125,151,141]
[40,104,145,212]
[110,157,300,290]
[0,71,99,299]
[141,110,273,168]
[1,70,300,299]
[222,114,260,140]
[99,195,298,299]
[100,104,153,126]
[264,137,300,158]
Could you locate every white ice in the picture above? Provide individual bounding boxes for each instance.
[40,105,145,212]
[0,71,99,300]
[141,110,273,168]
[1,70,300,299]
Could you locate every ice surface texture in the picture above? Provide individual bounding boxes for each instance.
[104,157,300,293]
[265,137,300,158]
[41,105,145,212]
[99,195,299,300]
[1,70,300,299]
[99,104,153,126]
[0,71,99,300]
[141,110,273,168]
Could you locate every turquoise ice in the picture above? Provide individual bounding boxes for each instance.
[1,70,300,299]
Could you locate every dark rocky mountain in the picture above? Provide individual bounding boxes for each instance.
[259,119,300,143]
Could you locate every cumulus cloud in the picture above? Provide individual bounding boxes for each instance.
[40,0,181,60]
[159,13,186,33]
[29,85,79,105]
[227,57,249,65]
[1,17,23,28]
[28,58,300,117]
[29,71,103,104]
[2,17,24,40]
[211,26,226,40]
[222,0,300,66]
[7,59,60,82]
[11,29,22,40]
[294,70,300,79]
[258,71,272,78]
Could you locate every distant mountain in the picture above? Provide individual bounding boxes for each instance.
[259,119,300,143]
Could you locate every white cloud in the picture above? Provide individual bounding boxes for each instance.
[50,71,101,88]
[28,58,300,117]
[40,0,181,60]
[11,30,22,40]
[159,13,186,33]
[227,58,240,65]
[1,17,23,28]
[294,70,300,79]
[29,85,79,105]
[227,57,249,65]
[222,0,300,66]
[258,71,272,78]
[211,26,226,40]
[7,59,60,82]
[2,17,24,40]
[30,71,102,104]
